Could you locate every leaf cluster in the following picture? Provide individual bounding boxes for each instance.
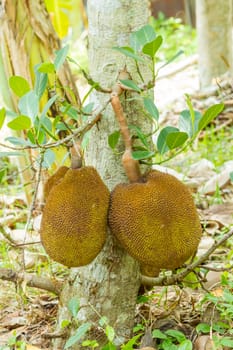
[0,24,224,181]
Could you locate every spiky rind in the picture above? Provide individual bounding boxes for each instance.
[109,170,202,276]
[40,166,110,267]
[44,166,69,200]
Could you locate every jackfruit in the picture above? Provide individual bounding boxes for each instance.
[108,169,202,276]
[40,166,110,267]
[44,166,69,200]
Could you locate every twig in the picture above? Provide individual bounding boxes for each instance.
[201,264,233,272]
[0,100,109,151]
[0,226,19,246]
[0,268,62,295]
[43,330,67,339]
[141,228,233,287]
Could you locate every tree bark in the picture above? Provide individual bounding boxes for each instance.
[55,1,152,348]
[196,0,233,88]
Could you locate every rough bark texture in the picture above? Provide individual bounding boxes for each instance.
[55,1,152,349]
[196,0,233,88]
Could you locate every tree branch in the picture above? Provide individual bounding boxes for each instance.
[0,268,62,295]
[111,93,132,150]
[111,92,142,183]
[0,100,109,151]
[141,228,233,287]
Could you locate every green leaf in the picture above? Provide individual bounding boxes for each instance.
[54,45,69,71]
[34,64,48,99]
[121,334,142,350]
[38,62,55,74]
[81,130,90,149]
[66,106,79,120]
[0,107,6,129]
[157,126,179,154]
[220,337,233,347]
[143,97,159,121]
[179,109,202,137]
[214,321,230,331]
[196,323,211,334]
[108,130,120,150]
[42,149,55,168]
[152,329,167,340]
[165,330,186,342]
[64,322,91,349]
[18,91,39,121]
[82,340,99,348]
[132,150,154,160]
[99,316,108,327]
[142,35,163,58]
[61,319,71,329]
[82,102,95,114]
[37,129,46,144]
[27,130,36,144]
[105,325,115,342]
[7,116,31,130]
[9,76,30,97]
[0,151,25,157]
[5,136,32,146]
[41,115,53,132]
[112,46,144,62]
[223,289,233,303]
[166,131,189,150]
[198,103,224,131]
[177,339,192,350]
[119,79,141,92]
[130,24,156,52]
[41,94,58,118]
[0,169,6,183]
[163,341,177,350]
[230,171,233,182]
[101,343,117,350]
[133,324,144,333]
[68,298,80,318]
[129,125,149,148]
[55,122,69,131]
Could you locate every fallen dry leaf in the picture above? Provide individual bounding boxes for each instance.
[202,203,233,227]
[199,161,233,195]
[203,271,222,290]
[203,220,220,235]
[188,159,215,182]
[194,335,214,350]
[197,236,215,256]
[26,345,43,350]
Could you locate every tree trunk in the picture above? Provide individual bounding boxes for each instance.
[55,1,152,348]
[196,0,233,88]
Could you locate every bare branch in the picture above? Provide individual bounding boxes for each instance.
[141,228,233,287]
[0,267,62,295]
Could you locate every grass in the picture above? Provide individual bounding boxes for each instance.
[198,125,233,168]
